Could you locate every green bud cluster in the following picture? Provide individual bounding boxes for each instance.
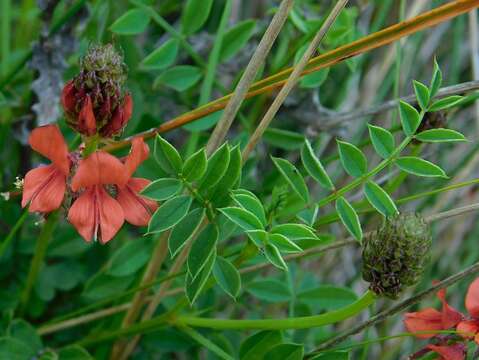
[362,213,432,299]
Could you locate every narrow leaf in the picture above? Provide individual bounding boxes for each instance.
[154,135,183,175]
[271,157,310,203]
[264,243,288,271]
[141,39,179,70]
[270,223,318,241]
[233,193,267,227]
[265,343,304,360]
[268,233,303,253]
[336,197,362,242]
[182,148,207,182]
[110,9,150,35]
[213,256,241,299]
[181,0,213,35]
[169,208,205,258]
[188,224,218,280]
[337,140,367,177]
[396,156,447,178]
[413,80,430,109]
[140,178,181,201]
[429,95,463,111]
[207,145,241,203]
[415,128,467,143]
[364,181,398,217]
[154,65,202,91]
[430,59,442,97]
[148,195,192,233]
[199,143,230,190]
[367,124,395,159]
[246,229,268,248]
[399,100,421,136]
[301,140,334,190]
[186,249,216,304]
[220,20,256,61]
[219,207,263,231]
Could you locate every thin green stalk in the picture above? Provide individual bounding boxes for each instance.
[0,208,28,259]
[1,0,11,77]
[179,325,235,360]
[18,210,59,314]
[174,291,375,330]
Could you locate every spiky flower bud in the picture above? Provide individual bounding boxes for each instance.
[362,213,432,299]
[61,44,132,138]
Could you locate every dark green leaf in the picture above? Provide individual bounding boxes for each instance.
[9,320,42,352]
[140,39,179,70]
[297,285,358,310]
[188,224,218,280]
[82,273,133,300]
[301,140,334,190]
[233,193,267,227]
[264,243,288,271]
[58,345,94,360]
[429,95,464,111]
[399,100,421,136]
[312,351,350,360]
[246,229,268,248]
[182,148,207,182]
[264,128,305,150]
[169,208,205,258]
[430,58,442,97]
[107,238,151,277]
[367,124,395,159]
[363,181,398,217]
[337,140,367,177]
[154,65,202,91]
[154,135,183,175]
[141,178,181,201]
[270,223,318,241]
[271,157,309,203]
[219,207,263,231]
[415,128,466,143]
[300,68,329,89]
[207,145,241,202]
[0,337,35,360]
[181,0,213,35]
[239,331,283,360]
[413,80,430,109]
[268,233,302,253]
[213,256,241,299]
[265,343,304,360]
[110,9,150,35]
[246,280,291,302]
[396,157,447,178]
[220,20,256,61]
[336,197,362,242]
[148,195,193,233]
[186,248,216,304]
[199,143,230,190]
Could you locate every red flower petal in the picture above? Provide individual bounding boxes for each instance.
[124,136,149,178]
[28,125,69,175]
[22,164,66,213]
[79,95,96,136]
[437,288,463,328]
[466,277,479,318]
[101,93,133,137]
[61,80,77,113]
[426,344,465,360]
[457,320,479,339]
[117,178,158,226]
[68,185,124,243]
[71,151,126,191]
[404,308,444,338]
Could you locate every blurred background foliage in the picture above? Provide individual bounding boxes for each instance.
[1,0,479,359]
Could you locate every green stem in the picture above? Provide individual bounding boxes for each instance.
[179,325,235,360]
[174,291,375,330]
[0,208,28,259]
[18,210,59,314]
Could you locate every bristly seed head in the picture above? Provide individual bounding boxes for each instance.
[362,213,432,299]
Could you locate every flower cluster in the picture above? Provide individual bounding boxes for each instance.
[21,125,157,243]
[21,44,157,243]
[404,278,479,360]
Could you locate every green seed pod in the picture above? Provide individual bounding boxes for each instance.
[362,213,431,299]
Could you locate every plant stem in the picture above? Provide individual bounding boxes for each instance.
[171,291,376,330]
[18,210,59,314]
[178,325,235,360]
[306,261,479,356]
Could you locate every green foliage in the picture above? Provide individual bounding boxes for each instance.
[110,9,150,35]
[148,195,193,233]
[213,256,241,299]
[399,100,421,136]
[363,181,398,217]
[140,39,179,70]
[301,140,334,190]
[336,197,362,242]
[181,0,213,36]
[220,20,257,61]
[367,124,395,159]
[396,157,447,178]
[154,135,183,175]
[154,65,203,91]
[337,140,367,177]
[272,156,310,203]
[141,178,182,201]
